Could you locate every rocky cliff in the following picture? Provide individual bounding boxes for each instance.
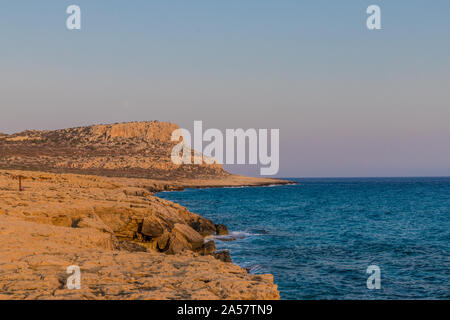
[0,170,279,299]
[0,121,286,300]
[0,121,227,179]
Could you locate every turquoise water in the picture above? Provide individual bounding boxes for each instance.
[157,178,450,299]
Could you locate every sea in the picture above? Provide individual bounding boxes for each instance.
[157,178,450,299]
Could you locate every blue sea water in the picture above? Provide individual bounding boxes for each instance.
[157,178,450,299]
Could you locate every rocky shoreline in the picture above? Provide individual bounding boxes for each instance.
[0,121,289,299]
[0,170,282,299]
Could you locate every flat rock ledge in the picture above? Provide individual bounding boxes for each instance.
[0,170,279,300]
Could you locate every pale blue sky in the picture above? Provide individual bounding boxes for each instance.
[1,1,449,177]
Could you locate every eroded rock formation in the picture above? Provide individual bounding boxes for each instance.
[0,121,289,300]
[0,170,280,299]
[0,121,227,179]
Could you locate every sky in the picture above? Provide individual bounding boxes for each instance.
[1,0,449,177]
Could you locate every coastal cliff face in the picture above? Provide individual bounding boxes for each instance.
[0,121,227,179]
[0,170,279,299]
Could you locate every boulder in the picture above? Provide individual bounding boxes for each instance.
[190,217,216,236]
[215,224,229,235]
[200,240,216,256]
[140,217,164,238]
[214,250,232,263]
[154,210,182,230]
[165,230,192,254]
[172,223,204,251]
[156,231,171,252]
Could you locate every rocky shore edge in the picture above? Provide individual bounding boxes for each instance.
[0,170,287,299]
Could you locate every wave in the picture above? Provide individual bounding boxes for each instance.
[206,230,265,242]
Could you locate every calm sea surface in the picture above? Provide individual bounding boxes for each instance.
[157,178,450,299]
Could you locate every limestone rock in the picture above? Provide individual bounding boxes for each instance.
[200,240,216,256]
[118,240,147,252]
[140,217,164,238]
[215,224,229,235]
[0,169,281,300]
[166,229,192,254]
[189,217,217,236]
[123,187,151,197]
[156,231,171,252]
[172,223,204,251]
[73,214,114,235]
[215,250,232,263]
[0,121,229,180]
[0,214,280,299]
